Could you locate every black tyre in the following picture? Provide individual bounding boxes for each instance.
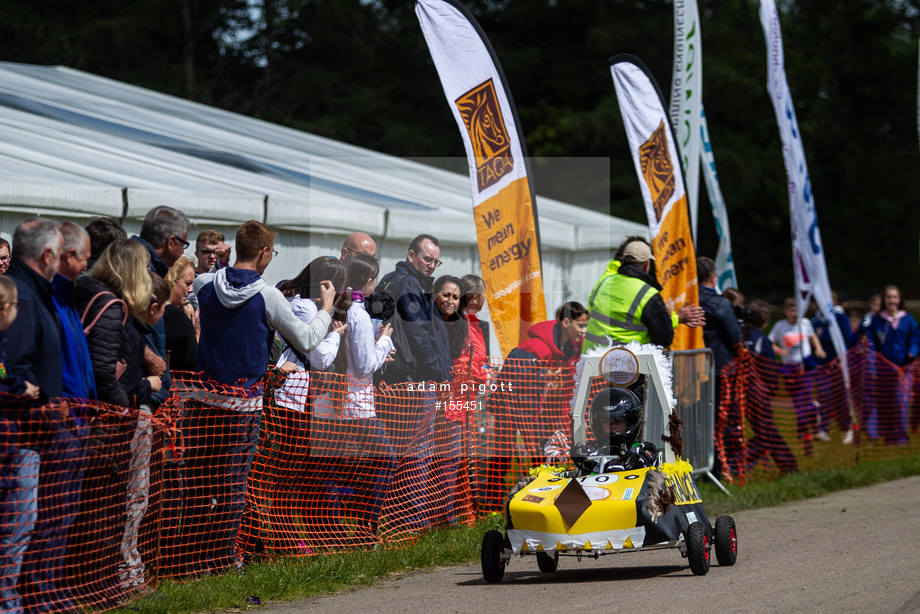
[481,530,506,583]
[536,550,558,573]
[714,515,738,566]
[686,521,711,576]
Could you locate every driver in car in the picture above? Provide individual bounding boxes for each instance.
[571,387,659,474]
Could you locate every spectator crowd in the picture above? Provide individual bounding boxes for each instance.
[0,211,916,613]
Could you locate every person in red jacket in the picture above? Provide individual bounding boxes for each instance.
[483,302,587,509]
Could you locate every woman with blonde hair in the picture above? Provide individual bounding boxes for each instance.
[163,256,199,371]
[74,238,160,407]
[71,238,162,599]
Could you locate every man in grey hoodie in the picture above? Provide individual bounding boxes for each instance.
[183,220,336,574]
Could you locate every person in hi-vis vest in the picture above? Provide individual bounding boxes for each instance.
[583,237,704,353]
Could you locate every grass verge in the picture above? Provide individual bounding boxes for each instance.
[699,453,920,516]
[116,454,920,614]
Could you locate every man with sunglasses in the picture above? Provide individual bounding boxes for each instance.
[194,229,232,275]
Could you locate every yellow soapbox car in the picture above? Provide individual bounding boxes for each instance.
[480,345,738,582]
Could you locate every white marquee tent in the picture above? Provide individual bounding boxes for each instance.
[0,62,649,354]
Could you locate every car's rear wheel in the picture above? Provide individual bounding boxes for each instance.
[481,530,506,583]
[714,515,738,566]
[686,521,711,576]
[536,550,558,573]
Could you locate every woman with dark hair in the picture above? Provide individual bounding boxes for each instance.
[274,256,347,411]
[309,253,396,543]
[430,274,475,524]
[433,275,467,361]
[253,257,348,554]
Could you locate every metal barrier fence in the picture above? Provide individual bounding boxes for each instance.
[665,349,715,478]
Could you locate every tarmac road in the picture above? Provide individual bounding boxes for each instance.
[262,476,920,614]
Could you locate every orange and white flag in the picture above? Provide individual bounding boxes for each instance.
[610,55,702,350]
[416,0,546,355]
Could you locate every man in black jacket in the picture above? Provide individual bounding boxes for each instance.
[5,219,85,614]
[697,257,742,478]
[697,257,742,375]
[130,205,189,278]
[374,234,450,531]
[376,234,450,384]
[5,219,64,401]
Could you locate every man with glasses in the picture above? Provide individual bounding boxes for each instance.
[377,233,450,384]
[3,218,80,613]
[375,234,451,532]
[188,220,335,574]
[131,205,191,278]
[130,206,190,403]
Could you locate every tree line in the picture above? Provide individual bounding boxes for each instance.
[1,0,917,297]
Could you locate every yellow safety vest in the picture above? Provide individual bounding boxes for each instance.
[583,267,658,352]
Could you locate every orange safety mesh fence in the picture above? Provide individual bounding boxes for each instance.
[0,396,173,613]
[718,342,920,486]
[4,346,920,611]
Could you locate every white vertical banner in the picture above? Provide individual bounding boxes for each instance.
[669,0,702,244]
[415,0,547,356]
[759,0,849,389]
[699,107,738,291]
[610,55,702,351]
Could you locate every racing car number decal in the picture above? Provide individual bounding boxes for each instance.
[576,475,619,486]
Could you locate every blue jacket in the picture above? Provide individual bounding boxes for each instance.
[866,311,920,366]
[376,261,451,383]
[194,267,332,396]
[4,258,63,401]
[699,286,742,373]
[132,234,170,357]
[131,235,169,278]
[52,273,97,401]
[812,306,856,365]
[745,328,776,360]
[0,334,28,397]
[0,333,27,451]
[136,316,172,409]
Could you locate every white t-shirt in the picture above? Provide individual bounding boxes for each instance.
[313,300,395,420]
[274,296,340,412]
[768,318,814,364]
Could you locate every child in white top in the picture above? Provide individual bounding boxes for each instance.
[274,256,347,411]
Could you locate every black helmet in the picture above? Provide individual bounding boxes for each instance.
[589,387,643,451]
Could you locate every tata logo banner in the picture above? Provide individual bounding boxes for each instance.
[455,79,514,192]
[610,56,702,351]
[417,0,546,355]
[639,120,677,223]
